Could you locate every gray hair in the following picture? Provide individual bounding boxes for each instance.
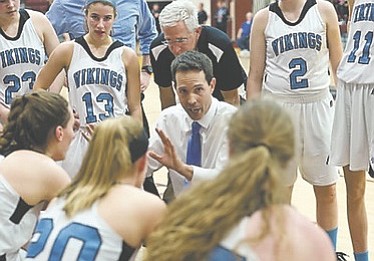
[159,0,199,33]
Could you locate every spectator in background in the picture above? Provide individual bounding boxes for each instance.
[214,0,229,33]
[197,2,208,24]
[332,0,349,47]
[151,3,162,34]
[236,11,253,58]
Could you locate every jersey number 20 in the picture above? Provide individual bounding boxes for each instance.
[26,218,102,260]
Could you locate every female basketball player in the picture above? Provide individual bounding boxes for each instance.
[0,92,74,260]
[26,117,166,260]
[33,0,142,177]
[330,0,373,259]
[0,0,63,128]
[247,0,343,253]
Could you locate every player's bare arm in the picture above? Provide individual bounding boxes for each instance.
[160,86,176,110]
[123,47,143,124]
[221,88,240,106]
[318,0,343,85]
[30,10,66,93]
[140,54,152,92]
[247,9,268,99]
[33,42,73,91]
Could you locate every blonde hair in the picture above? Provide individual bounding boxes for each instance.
[59,116,147,217]
[145,99,295,260]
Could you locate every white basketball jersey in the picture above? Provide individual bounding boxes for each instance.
[208,217,259,261]
[338,0,374,83]
[0,175,43,260]
[0,9,46,108]
[264,0,330,96]
[67,37,128,127]
[25,198,139,261]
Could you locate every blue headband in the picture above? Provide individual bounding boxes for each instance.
[85,0,116,8]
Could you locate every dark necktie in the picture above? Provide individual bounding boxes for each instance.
[184,122,202,187]
[186,121,202,166]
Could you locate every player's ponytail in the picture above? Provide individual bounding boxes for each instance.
[0,96,26,155]
[0,92,70,156]
[60,116,148,217]
[145,99,295,260]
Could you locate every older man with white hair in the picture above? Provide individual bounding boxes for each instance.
[150,0,247,110]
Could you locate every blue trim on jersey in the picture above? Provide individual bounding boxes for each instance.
[208,245,246,261]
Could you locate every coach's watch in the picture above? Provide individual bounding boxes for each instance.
[141,65,153,75]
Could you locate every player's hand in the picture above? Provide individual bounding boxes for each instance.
[72,108,80,132]
[82,123,96,141]
[140,71,151,92]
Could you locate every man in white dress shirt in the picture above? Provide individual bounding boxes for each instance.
[146,51,237,202]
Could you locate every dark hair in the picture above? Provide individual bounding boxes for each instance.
[171,51,214,84]
[84,0,117,16]
[83,0,117,35]
[0,92,71,156]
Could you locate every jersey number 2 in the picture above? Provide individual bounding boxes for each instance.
[26,218,102,260]
[289,58,309,89]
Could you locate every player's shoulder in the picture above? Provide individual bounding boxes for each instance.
[315,0,338,24]
[53,40,75,56]
[247,7,270,36]
[316,0,335,8]
[25,8,55,37]
[114,186,166,217]
[26,8,50,23]
[1,150,69,181]
[253,6,270,24]
[316,0,336,14]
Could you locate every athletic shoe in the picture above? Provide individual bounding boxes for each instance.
[369,163,374,178]
[336,252,349,261]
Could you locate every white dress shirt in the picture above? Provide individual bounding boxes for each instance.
[146,98,237,196]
